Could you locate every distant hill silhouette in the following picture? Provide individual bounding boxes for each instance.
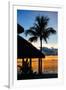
[42,47,58,55]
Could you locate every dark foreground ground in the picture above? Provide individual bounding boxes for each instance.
[17,73,58,80]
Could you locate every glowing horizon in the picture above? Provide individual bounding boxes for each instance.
[31,40,58,49]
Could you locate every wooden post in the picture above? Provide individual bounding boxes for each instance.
[40,58,42,74]
[30,58,32,73]
[38,58,42,74]
[38,58,40,74]
[22,58,24,67]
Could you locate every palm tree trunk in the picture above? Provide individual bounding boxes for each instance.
[38,58,42,74]
[38,37,42,74]
[40,37,42,52]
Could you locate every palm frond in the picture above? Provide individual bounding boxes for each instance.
[41,16,49,27]
[46,27,56,36]
[28,36,37,42]
[34,23,40,29]
[35,16,41,26]
[42,27,56,43]
[24,15,57,45]
[42,33,48,43]
[25,28,37,36]
[35,16,49,27]
[44,37,47,43]
[33,23,41,35]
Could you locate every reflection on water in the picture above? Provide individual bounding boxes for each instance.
[17,55,58,74]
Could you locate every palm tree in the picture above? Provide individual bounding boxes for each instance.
[25,16,56,74]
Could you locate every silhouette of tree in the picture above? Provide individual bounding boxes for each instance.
[25,16,56,74]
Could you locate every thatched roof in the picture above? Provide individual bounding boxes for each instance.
[17,36,45,58]
[17,24,24,34]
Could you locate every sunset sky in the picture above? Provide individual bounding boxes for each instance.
[17,10,58,49]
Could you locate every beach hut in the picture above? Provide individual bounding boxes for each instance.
[17,36,45,73]
[17,24,45,74]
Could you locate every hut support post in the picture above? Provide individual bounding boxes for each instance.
[38,58,42,74]
[22,58,24,67]
[30,58,32,72]
[40,58,42,74]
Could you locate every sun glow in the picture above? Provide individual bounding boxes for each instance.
[32,41,58,49]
